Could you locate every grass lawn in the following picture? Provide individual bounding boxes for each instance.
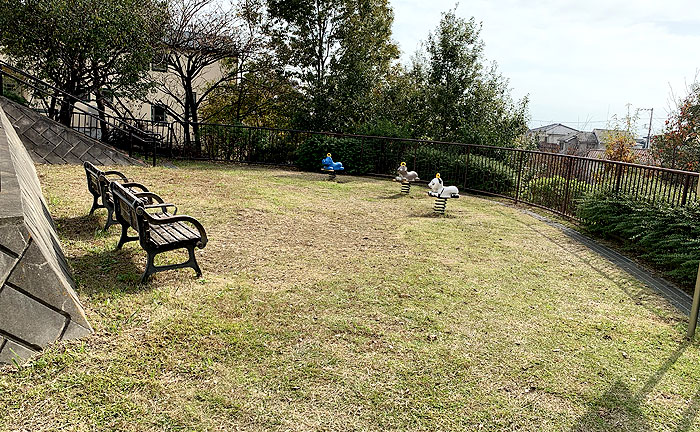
[2,161,700,431]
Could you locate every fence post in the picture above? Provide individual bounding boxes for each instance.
[562,157,575,215]
[463,145,471,190]
[128,130,133,158]
[168,123,174,159]
[413,143,417,171]
[152,136,156,167]
[514,151,524,204]
[681,174,691,206]
[687,175,700,339]
[614,163,623,193]
[0,72,4,97]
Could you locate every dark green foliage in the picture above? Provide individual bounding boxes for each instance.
[464,154,516,194]
[412,146,515,193]
[0,0,166,124]
[199,124,297,165]
[295,135,377,174]
[526,176,587,211]
[577,193,700,287]
[2,90,28,106]
[268,0,399,132]
[355,119,411,140]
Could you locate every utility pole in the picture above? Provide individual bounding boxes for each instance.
[638,108,654,148]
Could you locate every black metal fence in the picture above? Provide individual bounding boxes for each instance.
[169,122,699,219]
[2,60,697,219]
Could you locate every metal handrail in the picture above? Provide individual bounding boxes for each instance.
[0,60,160,165]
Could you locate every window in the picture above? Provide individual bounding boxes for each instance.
[151,104,167,123]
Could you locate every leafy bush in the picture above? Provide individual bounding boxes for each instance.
[525,176,587,211]
[3,90,29,106]
[198,125,296,164]
[464,154,516,195]
[412,146,515,194]
[295,135,378,175]
[577,193,700,287]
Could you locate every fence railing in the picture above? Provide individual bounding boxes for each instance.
[170,122,699,219]
[1,65,697,219]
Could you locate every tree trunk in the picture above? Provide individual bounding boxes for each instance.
[191,102,200,158]
[95,90,109,142]
[58,98,74,126]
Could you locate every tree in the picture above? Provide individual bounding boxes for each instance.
[603,108,638,164]
[409,10,528,146]
[0,0,166,126]
[199,2,300,128]
[267,0,399,131]
[653,82,700,171]
[200,57,300,128]
[154,0,270,154]
[326,0,399,131]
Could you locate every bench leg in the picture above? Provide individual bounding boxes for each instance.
[141,251,157,284]
[116,224,139,250]
[103,207,117,231]
[188,245,202,277]
[89,196,100,215]
[139,245,202,283]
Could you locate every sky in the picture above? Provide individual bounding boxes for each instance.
[391,0,700,137]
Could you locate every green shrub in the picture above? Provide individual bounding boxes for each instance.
[577,193,700,287]
[525,176,587,211]
[410,146,515,194]
[3,90,28,106]
[295,135,377,175]
[464,154,516,195]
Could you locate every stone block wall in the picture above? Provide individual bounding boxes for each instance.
[0,105,92,365]
[0,96,142,166]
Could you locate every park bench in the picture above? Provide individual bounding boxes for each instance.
[110,181,208,283]
[84,161,150,230]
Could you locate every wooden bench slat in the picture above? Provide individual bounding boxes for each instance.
[148,227,172,246]
[168,221,199,239]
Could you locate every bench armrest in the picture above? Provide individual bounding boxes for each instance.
[137,209,207,248]
[134,191,164,203]
[143,203,178,215]
[102,170,129,182]
[122,182,150,193]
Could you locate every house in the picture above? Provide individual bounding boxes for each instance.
[559,131,598,155]
[528,123,579,152]
[528,123,645,157]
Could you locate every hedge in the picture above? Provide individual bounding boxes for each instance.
[577,192,700,287]
[525,176,587,212]
[296,136,516,194]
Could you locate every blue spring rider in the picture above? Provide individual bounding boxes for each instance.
[322,153,344,171]
[321,153,344,180]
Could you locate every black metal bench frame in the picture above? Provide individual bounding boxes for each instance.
[84,161,149,230]
[110,181,208,283]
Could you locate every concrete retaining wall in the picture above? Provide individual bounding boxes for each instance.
[0,105,92,365]
[0,96,141,166]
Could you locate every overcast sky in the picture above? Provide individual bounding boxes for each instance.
[391,0,700,136]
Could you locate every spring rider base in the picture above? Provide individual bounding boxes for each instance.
[433,197,448,214]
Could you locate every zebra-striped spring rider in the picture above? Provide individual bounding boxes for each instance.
[427,173,459,214]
